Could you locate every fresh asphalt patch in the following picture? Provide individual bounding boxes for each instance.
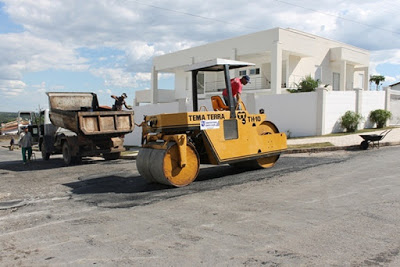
[64,153,350,209]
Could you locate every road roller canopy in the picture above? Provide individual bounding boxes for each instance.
[184,58,255,72]
[184,58,255,118]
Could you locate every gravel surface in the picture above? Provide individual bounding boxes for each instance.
[0,141,399,266]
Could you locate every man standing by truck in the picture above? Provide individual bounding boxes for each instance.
[111,93,132,111]
[19,126,33,164]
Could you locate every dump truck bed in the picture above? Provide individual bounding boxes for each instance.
[47,92,134,136]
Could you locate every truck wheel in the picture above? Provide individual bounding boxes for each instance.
[103,152,121,160]
[41,142,50,160]
[62,142,72,165]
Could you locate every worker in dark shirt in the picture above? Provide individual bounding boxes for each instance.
[111,93,132,111]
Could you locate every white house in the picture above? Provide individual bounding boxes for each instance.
[125,28,392,146]
[135,27,370,106]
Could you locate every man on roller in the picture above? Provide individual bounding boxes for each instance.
[222,75,250,108]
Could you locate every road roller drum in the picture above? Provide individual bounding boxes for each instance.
[137,142,200,187]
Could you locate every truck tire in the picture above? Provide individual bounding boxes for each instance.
[103,152,121,160]
[41,142,50,160]
[62,142,73,165]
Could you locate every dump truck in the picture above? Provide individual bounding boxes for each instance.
[39,92,134,165]
[136,58,287,187]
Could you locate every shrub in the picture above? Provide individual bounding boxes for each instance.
[340,111,363,132]
[287,75,320,93]
[369,109,392,128]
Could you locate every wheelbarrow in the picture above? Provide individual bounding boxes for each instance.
[359,129,392,150]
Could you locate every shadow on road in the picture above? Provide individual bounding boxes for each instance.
[65,175,169,194]
[0,158,104,172]
[64,165,251,195]
[63,165,254,208]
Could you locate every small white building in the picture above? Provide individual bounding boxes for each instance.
[135,27,370,106]
[390,81,400,91]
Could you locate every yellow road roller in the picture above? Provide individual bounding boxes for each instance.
[136,58,287,187]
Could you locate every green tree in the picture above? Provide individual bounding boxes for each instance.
[369,75,385,90]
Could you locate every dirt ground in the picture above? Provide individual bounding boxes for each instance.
[1,141,400,266]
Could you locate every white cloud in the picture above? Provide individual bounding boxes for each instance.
[0,79,26,96]
[385,76,396,83]
[371,49,400,65]
[369,49,400,75]
[1,0,400,109]
[91,68,151,88]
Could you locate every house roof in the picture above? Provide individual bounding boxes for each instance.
[390,81,400,87]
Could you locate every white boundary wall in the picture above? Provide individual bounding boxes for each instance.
[362,91,386,128]
[325,91,356,133]
[389,90,400,125]
[125,90,387,146]
[125,102,180,147]
[253,93,318,137]
[125,99,213,146]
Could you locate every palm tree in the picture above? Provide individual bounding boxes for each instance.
[369,75,385,90]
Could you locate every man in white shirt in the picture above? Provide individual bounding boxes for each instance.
[19,126,33,164]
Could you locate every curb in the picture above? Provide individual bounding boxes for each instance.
[286,145,359,154]
[286,141,400,154]
[120,151,138,160]
[120,142,400,159]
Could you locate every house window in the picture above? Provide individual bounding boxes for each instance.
[333,72,340,91]
[239,70,247,76]
[358,73,364,89]
[249,68,260,75]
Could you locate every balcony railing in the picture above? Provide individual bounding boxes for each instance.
[204,77,265,93]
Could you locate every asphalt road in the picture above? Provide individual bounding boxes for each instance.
[0,144,399,266]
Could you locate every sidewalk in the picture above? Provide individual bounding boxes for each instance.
[120,127,400,159]
[2,127,398,160]
[286,127,400,153]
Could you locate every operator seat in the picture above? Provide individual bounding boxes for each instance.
[211,96,229,111]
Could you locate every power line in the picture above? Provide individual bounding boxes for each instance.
[273,0,400,35]
[120,0,259,30]
[119,0,400,36]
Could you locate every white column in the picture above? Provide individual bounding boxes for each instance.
[363,67,369,91]
[316,87,327,135]
[178,98,188,112]
[285,55,290,89]
[231,48,239,78]
[271,40,282,94]
[151,66,158,104]
[385,87,391,125]
[340,60,347,91]
[354,88,363,129]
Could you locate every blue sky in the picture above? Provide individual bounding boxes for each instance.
[1,0,400,112]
